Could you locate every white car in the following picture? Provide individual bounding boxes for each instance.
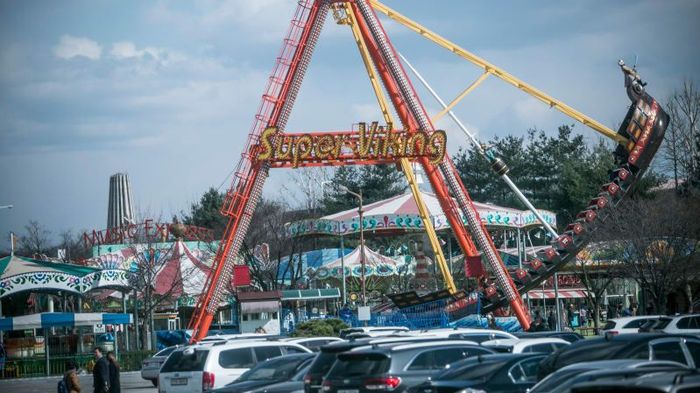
[158,341,311,392]
[198,333,275,344]
[414,328,518,343]
[283,337,344,351]
[662,314,700,335]
[600,315,666,335]
[339,326,409,338]
[481,337,570,354]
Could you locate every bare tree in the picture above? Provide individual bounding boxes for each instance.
[242,198,303,290]
[573,243,624,329]
[598,194,700,314]
[281,167,332,216]
[663,80,700,189]
[19,220,51,257]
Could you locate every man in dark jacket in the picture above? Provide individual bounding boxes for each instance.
[93,347,110,393]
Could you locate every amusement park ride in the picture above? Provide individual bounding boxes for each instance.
[188,0,669,342]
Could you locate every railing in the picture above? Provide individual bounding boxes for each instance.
[0,350,153,379]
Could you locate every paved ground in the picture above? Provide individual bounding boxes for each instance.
[0,371,157,393]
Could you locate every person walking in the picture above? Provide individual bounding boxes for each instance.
[106,352,121,393]
[61,360,81,393]
[548,311,557,331]
[92,347,110,393]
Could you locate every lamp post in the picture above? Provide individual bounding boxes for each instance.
[339,185,365,306]
[0,205,13,210]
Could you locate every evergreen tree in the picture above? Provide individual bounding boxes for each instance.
[182,188,228,238]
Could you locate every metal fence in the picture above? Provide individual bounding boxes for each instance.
[0,350,153,379]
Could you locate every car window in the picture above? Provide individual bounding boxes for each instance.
[651,341,687,365]
[622,319,649,329]
[655,318,673,329]
[255,346,284,361]
[552,343,568,351]
[684,340,700,366]
[327,354,390,378]
[508,357,542,383]
[603,321,616,330]
[677,317,692,329]
[525,343,555,353]
[285,345,308,354]
[161,349,209,372]
[219,348,255,368]
[407,350,434,370]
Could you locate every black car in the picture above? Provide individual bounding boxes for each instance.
[537,333,700,379]
[303,336,464,393]
[529,359,691,393]
[569,369,700,393]
[323,340,493,393]
[214,353,315,393]
[321,342,494,393]
[249,363,312,393]
[513,331,584,343]
[407,353,547,393]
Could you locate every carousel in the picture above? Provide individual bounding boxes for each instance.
[286,190,557,295]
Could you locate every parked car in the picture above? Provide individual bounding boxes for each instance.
[639,318,673,333]
[600,315,666,335]
[529,359,691,393]
[159,341,312,392]
[303,336,475,393]
[199,334,279,344]
[321,341,495,393]
[406,353,547,393]
[481,338,570,354]
[415,328,518,343]
[283,337,343,352]
[513,331,584,343]
[249,363,311,393]
[537,333,700,379]
[662,314,700,335]
[568,369,700,393]
[141,345,180,386]
[339,326,409,339]
[213,353,315,393]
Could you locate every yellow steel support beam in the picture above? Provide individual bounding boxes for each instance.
[346,4,457,293]
[433,71,489,123]
[370,0,629,146]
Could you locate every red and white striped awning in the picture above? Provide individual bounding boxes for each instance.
[525,289,592,299]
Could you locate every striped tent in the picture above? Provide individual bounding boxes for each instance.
[286,191,557,237]
[0,312,133,331]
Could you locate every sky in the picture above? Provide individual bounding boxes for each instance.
[1,0,699,251]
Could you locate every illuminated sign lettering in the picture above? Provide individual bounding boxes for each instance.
[256,122,447,167]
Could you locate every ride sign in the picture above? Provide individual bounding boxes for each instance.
[256,122,447,168]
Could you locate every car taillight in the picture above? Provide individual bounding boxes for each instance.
[203,371,215,391]
[304,374,313,385]
[322,380,333,392]
[364,377,401,390]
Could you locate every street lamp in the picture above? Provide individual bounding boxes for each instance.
[338,185,366,307]
[0,205,13,210]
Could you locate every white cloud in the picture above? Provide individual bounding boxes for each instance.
[53,35,102,60]
[110,41,163,60]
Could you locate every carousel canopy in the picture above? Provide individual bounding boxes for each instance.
[0,255,129,298]
[286,191,556,238]
[311,245,407,279]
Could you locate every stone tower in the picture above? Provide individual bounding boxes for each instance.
[107,173,134,228]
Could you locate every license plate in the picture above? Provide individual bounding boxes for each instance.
[171,378,188,386]
[339,390,359,393]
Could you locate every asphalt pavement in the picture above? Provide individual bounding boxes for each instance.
[0,371,156,393]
